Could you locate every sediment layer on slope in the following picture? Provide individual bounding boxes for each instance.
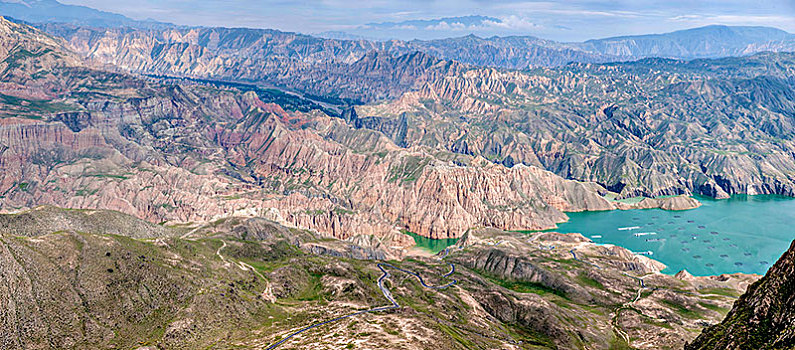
[1,18,631,242]
[356,52,795,200]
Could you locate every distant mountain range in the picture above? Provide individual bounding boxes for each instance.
[2,1,794,67]
[580,25,795,60]
[0,0,170,28]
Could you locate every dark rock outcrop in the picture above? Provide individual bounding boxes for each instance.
[687,240,795,349]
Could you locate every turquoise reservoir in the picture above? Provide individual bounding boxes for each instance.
[405,231,459,254]
[550,195,795,276]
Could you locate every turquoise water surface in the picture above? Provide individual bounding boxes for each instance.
[405,231,459,254]
[551,195,795,276]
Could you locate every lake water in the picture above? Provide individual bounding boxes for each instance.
[551,195,795,276]
[409,195,795,276]
[405,231,459,254]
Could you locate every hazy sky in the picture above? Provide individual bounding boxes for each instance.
[59,0,795,41]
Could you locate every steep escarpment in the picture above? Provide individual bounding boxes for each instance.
[39,23,464,103]
[1,19,626,243]
[357,53,795,199]
[687,240,795,349]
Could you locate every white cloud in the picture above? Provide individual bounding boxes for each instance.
[486,15,543,30]
[425,21,467,31]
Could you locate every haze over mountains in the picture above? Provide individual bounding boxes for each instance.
[4,0,795,68]
[0,0,168,28]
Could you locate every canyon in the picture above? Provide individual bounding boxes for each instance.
[1,3,795,348]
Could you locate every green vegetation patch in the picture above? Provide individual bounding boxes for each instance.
[660,299,701,319]
[576,272,605,289]
[0,93,79,115]
[388,155,430,183]
[697,287,740,298]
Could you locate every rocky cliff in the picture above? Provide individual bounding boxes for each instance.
[0,18,631,243]
[358,53,795,199]
[687,240,795,349]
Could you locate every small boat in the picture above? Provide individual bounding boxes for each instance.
[710,231,719,235]
[705,263,714,267]
[591,235,603,239]
[693,255,702,259]
[633,251,654,256]
[723,238,730,241]
[674,215,681,218]
[618,226,641,231]
[634,232,657,237]
[743,252,752,256]
[735,262,743,266]
[698,225,706,229]
[760,261,769,265]
[646,238,665,242]
[720,254,728,258]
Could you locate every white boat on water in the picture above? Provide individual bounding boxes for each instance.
[591,235,603,239]
[618,226,641,231]
[633,232,657,237]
